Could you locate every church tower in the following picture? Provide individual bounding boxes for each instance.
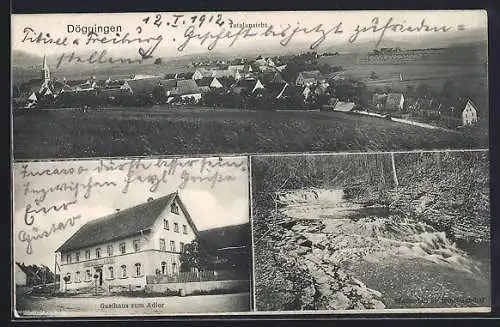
[41,55,50,84]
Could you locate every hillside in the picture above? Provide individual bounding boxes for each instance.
[198,223,250,249]
[12,109,488,159]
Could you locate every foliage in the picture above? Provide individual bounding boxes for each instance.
[179,237,216,272]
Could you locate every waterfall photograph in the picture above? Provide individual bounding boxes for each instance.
[251,150,490,312]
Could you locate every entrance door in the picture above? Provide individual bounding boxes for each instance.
[95,268,103,286]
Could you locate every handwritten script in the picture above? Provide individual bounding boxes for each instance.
[15,157,247,255]
[18,14,467,66]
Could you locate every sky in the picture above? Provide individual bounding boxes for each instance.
[11,10,487,57]
[12,156,249,268]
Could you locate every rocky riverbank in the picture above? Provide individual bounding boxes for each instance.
[254,188,490,311]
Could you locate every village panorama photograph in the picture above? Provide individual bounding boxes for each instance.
[251,150,490,313]
[11,11,488,159]
[12,156,251,317]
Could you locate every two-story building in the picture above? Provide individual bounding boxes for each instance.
[55,192,198,291]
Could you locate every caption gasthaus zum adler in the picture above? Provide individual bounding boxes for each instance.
[55,192,198,291]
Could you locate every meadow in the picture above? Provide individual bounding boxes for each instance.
[13,108,488,159]
[319,44,488,95]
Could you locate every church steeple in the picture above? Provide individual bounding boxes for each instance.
[41,55,50,84]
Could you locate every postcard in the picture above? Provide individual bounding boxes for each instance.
[251,149,490,313]
[11,10,488,159]
[12,156,252,317]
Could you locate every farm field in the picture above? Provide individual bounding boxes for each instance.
[13,108,488,159]
[319,44,488,95]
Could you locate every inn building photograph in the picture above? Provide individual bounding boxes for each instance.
[55,192,197,292]
[13,157,251,316]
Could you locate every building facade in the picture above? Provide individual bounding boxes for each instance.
[15,263,27,286]
[56,192,198,291]
[461,99,479,126]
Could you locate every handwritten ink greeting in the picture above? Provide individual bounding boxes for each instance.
[14,157,247,255]
[17,13,470,67]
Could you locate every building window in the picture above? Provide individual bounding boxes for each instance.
[170,241,176,252]
[135,263,142,277]
[133,239,140,252]
[183,225,188,235]
[86,269,91,281]
[174,223,179,233]
[164,219,169,230]
[66,254,72,264]
[171,202,179,214]
[108,267,114,279]
[76,271,81,283]
[121,265,127,278]
[65,272,71,283]
[96,248,101,259]
[85,250,90,260]
[119,242,126,254]
[172,263,178,275]
[159,238,166,251]
[107,245,113,256]
[161,261,167,275]
[75,252,80,262]
[180,242,185,253]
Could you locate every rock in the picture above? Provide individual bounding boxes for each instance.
[292,246,312,256]
[350,277,366,288]
[316,283,333,297]
[300,284,316,307]
[352,302,366,310]
[335,270,348,282]
[328,291,352,310]
[363,299,386,309]
[313,273,330,285]
[304,248,328,264]
[281,220,298,230]
[292,224,308,233]
[304,233,327,245]
[297,238,313,248]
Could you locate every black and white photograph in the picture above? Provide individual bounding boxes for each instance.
[251,150,490,312]
[12,156,251,317]
[11,10,488,159]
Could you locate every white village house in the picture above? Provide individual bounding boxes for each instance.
[55,192,198,291]
[460,98,479,126]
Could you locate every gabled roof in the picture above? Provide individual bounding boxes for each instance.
[334,101,356,112]
[164,73,177,79]
[235,78,258,89]
[16,262,54,279]
[171,79,200,95]
[271,72,287,84]
[56,192,198,253]
[385,93,404,108]
[441,97,476,117]
[99,80,125,89]
[212,70,233,78]
[158,79,178,91]
[125,78,161,95]
[266,82,288,98]
[196,77,215,87]
[299,70,324,80]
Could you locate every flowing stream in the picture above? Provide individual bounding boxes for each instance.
[277,188,490,309]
